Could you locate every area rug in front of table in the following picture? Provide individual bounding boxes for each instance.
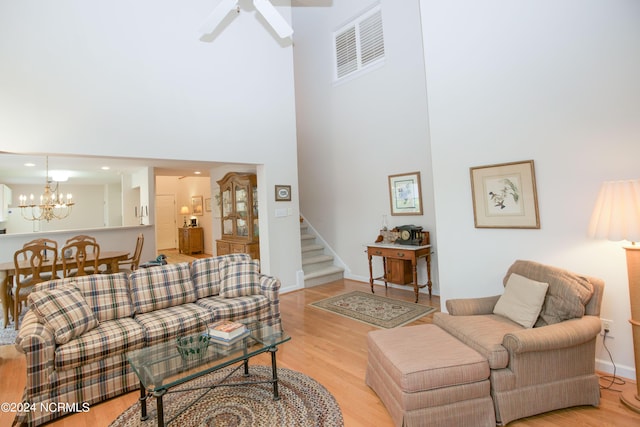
[109,365,343,427]
[310,290,437,328]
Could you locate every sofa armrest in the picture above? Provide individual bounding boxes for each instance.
[15,310,56,355]
[446,295,501,315]
[259,274,281,301]
[259,274,282,332]
[502,315,601,354]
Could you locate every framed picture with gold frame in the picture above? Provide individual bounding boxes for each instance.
[388,172,423,216]
[470,160,540,229]
[191,195,203,216]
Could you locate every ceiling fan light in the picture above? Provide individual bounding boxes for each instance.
[198,0,239,36]
[253,0,293,38]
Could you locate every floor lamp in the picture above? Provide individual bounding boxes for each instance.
[588,179,640,413]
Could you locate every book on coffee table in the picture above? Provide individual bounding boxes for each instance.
[206,320,248,340]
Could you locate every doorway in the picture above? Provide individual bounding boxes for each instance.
[155,194,177,250]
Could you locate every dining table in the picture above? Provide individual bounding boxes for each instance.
[0,250,129,328]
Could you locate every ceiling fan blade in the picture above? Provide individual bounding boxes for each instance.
[253,0,293,38]
[198,0,239,36]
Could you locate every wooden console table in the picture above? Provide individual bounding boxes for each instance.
[367,243,433,303]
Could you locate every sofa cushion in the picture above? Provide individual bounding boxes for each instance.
[493,273,549,328]
[54,317,145,370]
[32,273,135,322]
[134,303,215,345]
[504,260,594,326]
[130,262,196,314]
[191,254,252,298]
[433,312,523,369]
[29,285,99,345]
[219,259,261,298]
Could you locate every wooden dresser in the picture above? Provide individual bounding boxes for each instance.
[179,227,204,255]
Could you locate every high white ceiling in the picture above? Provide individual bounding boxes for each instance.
[0,152,221,185]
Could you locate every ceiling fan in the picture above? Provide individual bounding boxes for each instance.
[198,0,294,40]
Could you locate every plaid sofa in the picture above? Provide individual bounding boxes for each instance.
[13,254,281,427]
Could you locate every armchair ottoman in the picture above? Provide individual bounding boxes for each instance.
[366,324,496,427]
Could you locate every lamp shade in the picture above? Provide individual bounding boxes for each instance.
[180,206,190,215]
[588,179,640,242]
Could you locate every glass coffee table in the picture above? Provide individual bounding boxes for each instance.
[126,321,290,427]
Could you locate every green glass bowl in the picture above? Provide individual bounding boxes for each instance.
[176,334,210,361]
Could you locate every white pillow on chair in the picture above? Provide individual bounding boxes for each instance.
[493,273,549,328]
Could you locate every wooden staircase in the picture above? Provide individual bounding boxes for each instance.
[300,219,345,287]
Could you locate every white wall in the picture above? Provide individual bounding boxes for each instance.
[421,0,640,379]
[293,0,438,291]
[294,0,640,380]
[0,1,302,288]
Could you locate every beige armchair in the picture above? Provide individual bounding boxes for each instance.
[433,260,604,425]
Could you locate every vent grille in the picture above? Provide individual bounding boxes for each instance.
[334,5,385,82]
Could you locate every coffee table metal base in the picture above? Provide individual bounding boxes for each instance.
[138,347,281,427]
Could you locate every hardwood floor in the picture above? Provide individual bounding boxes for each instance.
[1,279,639,426]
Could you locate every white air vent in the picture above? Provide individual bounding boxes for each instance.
[334,5,385,82]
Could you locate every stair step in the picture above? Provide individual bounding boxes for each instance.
[304,265,345,288]
[302,244,325,259]
[302,255,335,273]
[300,234,316,246]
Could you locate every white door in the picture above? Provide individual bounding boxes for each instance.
[155,194,177,250]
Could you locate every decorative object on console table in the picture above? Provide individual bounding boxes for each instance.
[389,172,423,216]
[470,160,540,229]
[216,172,259,260]
[588,179,640,413]
[179,227,204,255]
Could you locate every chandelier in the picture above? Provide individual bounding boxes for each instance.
[18,157,75,222]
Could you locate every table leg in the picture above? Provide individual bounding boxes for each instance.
[368,254,375,294]
[426,252,433,298]
[270,347,280,401]
[412,261,419,303]
[1,273,9,328]
[382,257,388,288]
[155,389,166,427]
[138,382,148,421]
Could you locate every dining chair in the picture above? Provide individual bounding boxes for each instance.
[61,240,100,278]
[22,238,60,280]
[115,233,144,274]
[13,243,58,329]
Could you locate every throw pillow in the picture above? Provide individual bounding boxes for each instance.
[493,273,549,328]
[219,259,261,298]
[28,285,99,345]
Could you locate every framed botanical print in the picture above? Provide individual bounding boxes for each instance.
[389,172,423,216]
[470,160,540,228]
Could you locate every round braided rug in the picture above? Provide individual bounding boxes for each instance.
[110,365,343,427]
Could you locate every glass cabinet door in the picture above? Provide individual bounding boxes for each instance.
[222,188,233,236]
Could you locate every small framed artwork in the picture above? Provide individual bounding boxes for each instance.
[470,160,540,229]
[191,195,203,216]
[205,197,212,212]
[389,172,423,216]
[275,185,291,202]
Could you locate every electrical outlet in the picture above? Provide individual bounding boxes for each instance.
[600,318,614,338]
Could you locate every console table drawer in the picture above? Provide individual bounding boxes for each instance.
[368,247,411,259]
